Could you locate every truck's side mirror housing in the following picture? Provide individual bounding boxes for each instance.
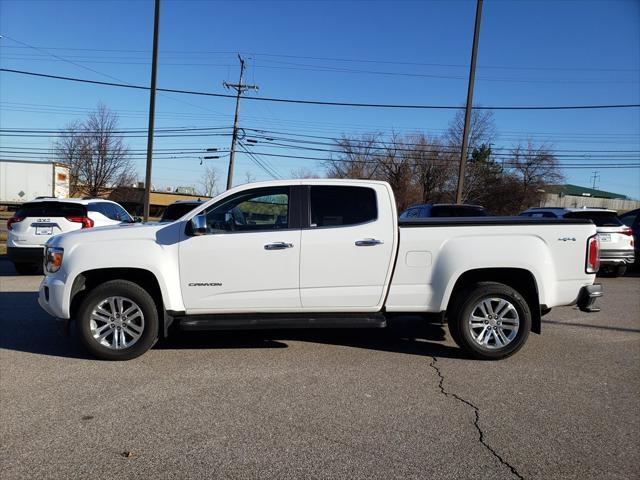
[190,214,207,236]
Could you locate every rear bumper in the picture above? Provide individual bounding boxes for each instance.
[600,249,635,266]
[7,246,44,264]
[577,284,603,313]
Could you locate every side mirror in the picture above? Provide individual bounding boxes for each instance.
[190,214,207,236]
[133,216,142,223]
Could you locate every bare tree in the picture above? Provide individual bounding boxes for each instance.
[444,108,496,149]
[325,134,381,179]
[244,171,256,184]
[408,134,451,204]
[289,167,319,179]
[54,104,134,197]
[509,141,564,211]
[200,165,219,197]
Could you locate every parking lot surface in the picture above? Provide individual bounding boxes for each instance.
[1,259,639,479]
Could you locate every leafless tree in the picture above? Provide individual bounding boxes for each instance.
[289,167,319,179]
[408,134,452,204]
[53,104,134,197]
[200,165,219,197]
[325,134,381,179]
[244,171,256,184]
[444,108,496,149]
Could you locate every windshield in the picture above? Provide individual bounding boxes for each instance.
[160,203,201,222]
[564,211,623,227]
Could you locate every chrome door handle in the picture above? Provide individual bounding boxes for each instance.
[264,242,294,250]
[355,238,384,246]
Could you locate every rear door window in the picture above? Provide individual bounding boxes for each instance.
[16,202,86,218]
[564,211,623,226]
[309,186,377,227]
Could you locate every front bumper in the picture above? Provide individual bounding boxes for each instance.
[38,275,70,319]
[7,246,44,264]
[600,249,635,266]
[577,283,603,313]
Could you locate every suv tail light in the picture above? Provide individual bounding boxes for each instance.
[66,216,94,228]
[7,216,24,230]
[586,235,600,274]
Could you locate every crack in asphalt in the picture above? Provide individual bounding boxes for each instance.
[429,357,525,480]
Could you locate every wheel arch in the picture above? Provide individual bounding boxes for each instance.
[69,267,171,337]
[445,268,541,334]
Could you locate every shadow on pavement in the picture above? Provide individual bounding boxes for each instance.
[0,289,465,360]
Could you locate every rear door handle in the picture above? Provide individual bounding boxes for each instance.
[355,238,384,246]
[264,242,294,250]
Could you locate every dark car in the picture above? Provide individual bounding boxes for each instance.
[619,208,639,267]
[159,200,204,223]
[399,203,488,219]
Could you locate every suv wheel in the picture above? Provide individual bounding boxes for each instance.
[77,280,159,360]
[448,282,531,360]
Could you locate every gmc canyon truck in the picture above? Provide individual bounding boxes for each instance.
[38,180,603,361]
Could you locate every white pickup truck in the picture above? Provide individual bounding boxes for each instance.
[38,180,602,361]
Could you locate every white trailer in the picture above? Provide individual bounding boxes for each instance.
[0,160,70,205]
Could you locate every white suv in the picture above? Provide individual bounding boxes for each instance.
[6,198,134,274]
[520,207,635,276]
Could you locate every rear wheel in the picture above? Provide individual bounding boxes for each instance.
[448,282,531,360]
[77,280,159,360]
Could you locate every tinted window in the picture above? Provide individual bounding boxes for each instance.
[204,187,289,233]
[16,202,86,218]
[161,203,201,222]
[431,206,487,217]
[620,212,638,227]
[521,211,557,218]
[310,186,377,227]
[112,204,132,222]
[87,203,112,218]
[564,211,623,227]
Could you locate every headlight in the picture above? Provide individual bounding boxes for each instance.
[44,247,64,273]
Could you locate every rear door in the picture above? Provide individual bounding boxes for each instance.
[10,201,86,247]
[299,184,396,309]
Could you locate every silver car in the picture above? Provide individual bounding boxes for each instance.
[520,207,634,277]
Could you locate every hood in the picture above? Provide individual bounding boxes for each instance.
[46,221,181,249]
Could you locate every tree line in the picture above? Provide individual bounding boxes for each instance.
[53,104,562,215]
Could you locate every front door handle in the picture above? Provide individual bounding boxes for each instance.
[264,242,294,250]
[355,238,384,246]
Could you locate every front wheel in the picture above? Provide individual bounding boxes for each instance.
[77,280,159,360]
[448,282,531,360]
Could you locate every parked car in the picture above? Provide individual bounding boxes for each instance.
[38,180,602,361]
[520,207,635,276]
[400,203,487,219]
[6,198,134,274]
[619,208,639,266]
[159,200,204,223]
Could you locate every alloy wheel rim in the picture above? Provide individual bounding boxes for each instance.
[89,296,145,350]
[468,297,519,349]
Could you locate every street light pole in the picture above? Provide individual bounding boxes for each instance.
[143,0,161,221]
[455,0,483,204]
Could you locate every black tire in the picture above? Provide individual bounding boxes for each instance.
[13,262,40,275]
[614,265,627,277]
[76,280,159,361]
[447,282,531,360]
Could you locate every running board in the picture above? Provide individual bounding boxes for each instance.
[176,312,387,331]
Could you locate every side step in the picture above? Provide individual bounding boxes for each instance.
[176,312,387,331]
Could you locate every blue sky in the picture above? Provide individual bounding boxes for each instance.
[1,0,639,198]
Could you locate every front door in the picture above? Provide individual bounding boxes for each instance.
[179,186,301,313]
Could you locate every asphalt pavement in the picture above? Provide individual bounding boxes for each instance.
[1,259,638,479]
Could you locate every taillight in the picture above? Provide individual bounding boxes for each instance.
[621,226,633,236]
[586,235,600,274]
[66,216,94,228]
[7,216,24,231]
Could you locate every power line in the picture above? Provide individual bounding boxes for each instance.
[2,68,639,110]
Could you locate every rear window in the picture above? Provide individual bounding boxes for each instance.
[431,206,487,217]
[310,186,377,227]
[161,203,201,222]
[16,202,86,218]
[564,211,623,227]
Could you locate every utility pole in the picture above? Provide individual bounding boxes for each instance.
[455,0,483,204]
[223,55,258,190]
[590,171,600,190]
[143,0,161,221]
